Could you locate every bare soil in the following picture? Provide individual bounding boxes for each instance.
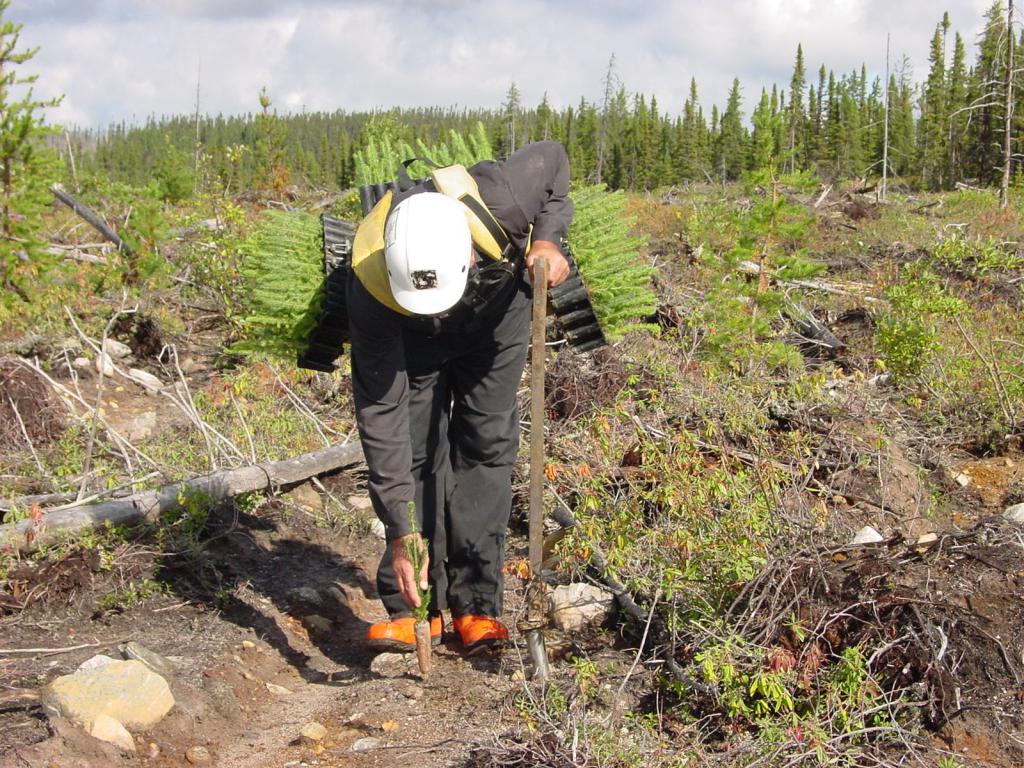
[1,493,557,767]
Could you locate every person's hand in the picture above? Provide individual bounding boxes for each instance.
[393,532,429,610]
[526,240,571,288]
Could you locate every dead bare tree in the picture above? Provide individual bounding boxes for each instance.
[1000,0,1015,208]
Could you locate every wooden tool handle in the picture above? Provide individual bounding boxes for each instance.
[529,258,548,577]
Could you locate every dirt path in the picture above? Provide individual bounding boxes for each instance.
[1,498,533,768]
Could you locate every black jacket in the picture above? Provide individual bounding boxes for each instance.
[348,141,573,539]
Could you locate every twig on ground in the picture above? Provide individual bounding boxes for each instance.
[0,640,118,656]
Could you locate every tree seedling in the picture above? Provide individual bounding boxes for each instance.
[405,503,432,676]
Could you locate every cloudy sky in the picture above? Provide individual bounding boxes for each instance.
[13,0,998,129]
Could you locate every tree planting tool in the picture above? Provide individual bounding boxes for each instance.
[519,257,552,682]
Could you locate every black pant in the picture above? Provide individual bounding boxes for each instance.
[376,279,532,618]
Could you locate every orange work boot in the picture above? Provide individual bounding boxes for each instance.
[452,616,509,648]
[367,615,442,653]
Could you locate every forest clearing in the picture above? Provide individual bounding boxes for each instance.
[3,2,1024,767]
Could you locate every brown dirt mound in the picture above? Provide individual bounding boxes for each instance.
[0,357,66,449]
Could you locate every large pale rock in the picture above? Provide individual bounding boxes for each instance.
[549,583,615,632]
[89,713,135,752]
[102,338,132,359]
[370,519,387,540]
[127,368,165,394]
[41,659,174,729]
[850,526,884,545]
[1005,503,1024,524]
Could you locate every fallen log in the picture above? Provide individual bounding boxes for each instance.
[0,441,365,553]
[51,184,133,257]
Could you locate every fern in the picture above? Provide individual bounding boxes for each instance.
[566,185,658,340]
[230,210,324,361]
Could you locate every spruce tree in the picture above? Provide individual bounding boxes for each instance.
[0,0,61,307]
[787,44,807,172]
[719,78,747,180]
[947,31,968,183]
[919,23,949,188]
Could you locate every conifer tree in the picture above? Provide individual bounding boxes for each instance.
[719,78,747,180]
[750,89,777,171]
[888,61,917,178]
[919,22,949,188]
[500,81,522,157]
[948,31,968,182]
[0,0,60,307]
[787,44,807,172]
[253,86,288,194]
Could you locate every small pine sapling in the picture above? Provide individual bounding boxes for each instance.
[404,503,432,676]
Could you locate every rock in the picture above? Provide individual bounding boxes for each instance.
[1005,503,1024,524]
[241,640,256,650]
[284,482,321,512]
[351,737,382,752]
[304,614,333,633]
[300,721,328,746]
[148,742,160,758]
[370,652,414,677]
[370,519,387,540]
[95,351,114,377]
[288,586,323,608]
[954,472,972,487]
[325,585,349,608]
[126,368,164,394]
[88,713,135,752]
[347,494,373,511]
[119,641,173,678]
[185,745,212,764]
[265,682,293,697]
[77,654,118,673]
[548,583,615,632]
[72,356,91,371]
[125,411,158,442]
[850,526,884,545]
[42,660,174,729]
[102,339,132,359]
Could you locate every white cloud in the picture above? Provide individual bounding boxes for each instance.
[10,0,1002,129]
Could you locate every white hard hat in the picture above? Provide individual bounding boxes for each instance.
[384,193,472,315]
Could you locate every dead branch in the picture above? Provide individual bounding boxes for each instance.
[0,441,365,553]
[51,184,133,256]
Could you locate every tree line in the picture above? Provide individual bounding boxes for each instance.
[49,2,1024,196]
